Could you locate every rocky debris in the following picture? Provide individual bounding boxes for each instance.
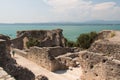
[12,29,66,49]
[0,34,35,80]
[79,51,120,80]
[36,75,48,80]
[0,67,15,80]
[56,52,80,67]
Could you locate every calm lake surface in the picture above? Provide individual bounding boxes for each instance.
[0,24,120,41]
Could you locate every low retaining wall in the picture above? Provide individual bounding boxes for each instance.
[14,47,71,71]
[27,47,67,71]
[47,47,73,57]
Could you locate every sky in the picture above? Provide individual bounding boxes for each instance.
[0,0,120,23]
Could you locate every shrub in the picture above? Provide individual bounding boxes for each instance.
[89,31,98,42]
[110,31,115,38]
[66,40,76,47]
[76,31,97,49]
[76,33,90,49]
[64,38,76,47]
[26,37,40,48]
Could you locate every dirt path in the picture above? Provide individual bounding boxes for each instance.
[14,54,82,80]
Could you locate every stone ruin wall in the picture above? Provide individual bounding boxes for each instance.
[79,51,120,80]
[14,46,81,71]
[10,30,120,80]
[78,30,120,80]
[0,35,35,80]
[89,40,120,60]
[27,47,68,71]
[47,47,73,57]
[11,38,23,50]
[12,29,66,50]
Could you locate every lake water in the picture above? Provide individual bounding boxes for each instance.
[0,24,120,41]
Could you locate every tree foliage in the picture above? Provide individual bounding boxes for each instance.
[66,40,76,47]
[76,31,98,49]
[65,31,98,49]
[26,37,40,48]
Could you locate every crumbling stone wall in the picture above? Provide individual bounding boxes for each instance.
[89,40,120,60]
[48,47,73,57]
[14,46,79,71]
[27,47,68,71]
[14,46,81,71]
[11,38,23,50]
[14,29,66,49]
[0,35,35,80]
[79,51,120,80]
[56,52,80,67]
[80,30,120,80]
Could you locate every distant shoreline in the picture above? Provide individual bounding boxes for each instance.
[0,23,120,25]
[0,21,120,25]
